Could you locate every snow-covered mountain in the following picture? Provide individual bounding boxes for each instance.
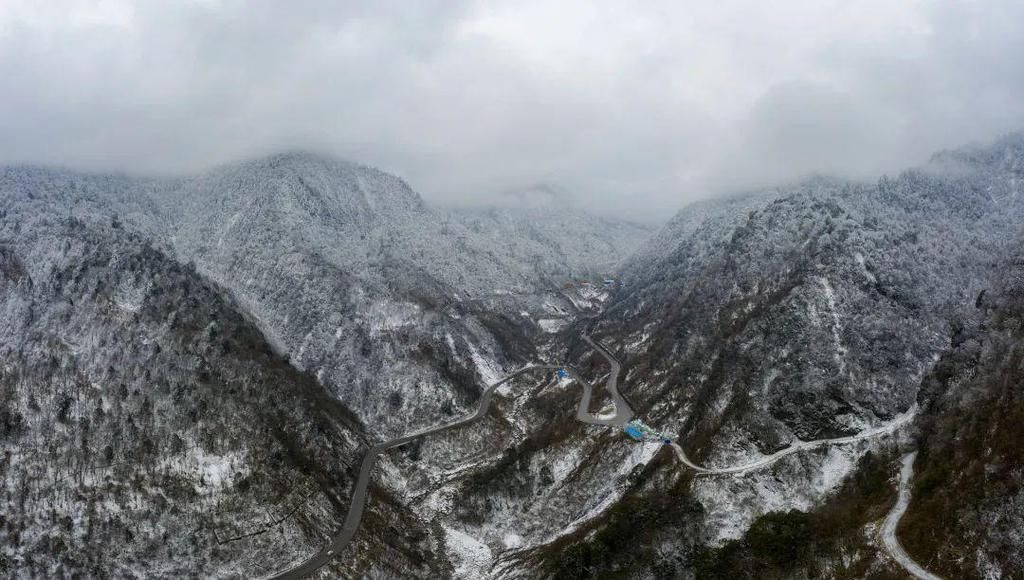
[0,180,447,578]
[138,152,650,439]
[450,197,651,278]
[0,153,652,577]
[505,133,1024,577]
[356,134,1024,579]
[4,134,1024,579]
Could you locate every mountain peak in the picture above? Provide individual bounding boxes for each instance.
[194,150,425,216]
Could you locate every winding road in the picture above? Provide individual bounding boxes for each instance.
[270,328,919,579]
[669,416,935,580]
[881,453,942,580]
[270,335,630,579]
[669,404,917,475]
[576,335,632,426]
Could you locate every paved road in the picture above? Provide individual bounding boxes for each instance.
[269,335,630,579]
[575,335,632,426]
[669,404,917,475]
[881,453,942,580]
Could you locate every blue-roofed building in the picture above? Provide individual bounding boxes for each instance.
[624,420,664,442]
[624,425,644,440]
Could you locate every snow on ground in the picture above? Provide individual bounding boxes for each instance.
[686,406,919,542]
[808,445,857,492]
[113,277,151,313]
[693,444,859,543]
[576,285,609,302]
[377,454,410,495]
[616,440,662,477]
[544,440,662,542]
[694,469,788,542]
[595,403,617,420]
[562,290,594,312]
[623,330,650,353]
[464,337,504,388]
[157,446,245,492]
[366,300,420,335]
[419,486,458,520]
[444,525,494,579]
[541,297,571,317]
[816,276,848,374]
[555,489,620,540]
[538,318,568,333]
[548,446,584,482]
[193,449,240,487]
[700,423,770,469]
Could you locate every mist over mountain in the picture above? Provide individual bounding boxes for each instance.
[5,2,1024,222]
[1,132,1023,578]
[6,1,1024,577]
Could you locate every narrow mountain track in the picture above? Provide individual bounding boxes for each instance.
[881,453,942,580]
[669,404,917,475]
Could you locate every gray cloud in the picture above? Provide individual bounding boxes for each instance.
[2,0,1024,221]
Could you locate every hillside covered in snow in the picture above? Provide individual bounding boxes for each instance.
[3,134,1024,579]
[514,133,1024,577]
[0,178,448,578]
[0,153,652,578]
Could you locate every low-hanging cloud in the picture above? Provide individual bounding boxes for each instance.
[2,0,1024,221]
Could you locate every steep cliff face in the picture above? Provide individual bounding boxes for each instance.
[900,251,1024,578]
[0,182,448,578]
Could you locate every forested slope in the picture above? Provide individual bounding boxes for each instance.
[901,251,1024,578]
[0,177,448,578]
[510,134,1024,578]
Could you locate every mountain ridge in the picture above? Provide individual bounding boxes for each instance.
[4,134,1024,578]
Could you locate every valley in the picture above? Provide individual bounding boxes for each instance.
[277,325,925,579]
[5,3,1024,578]
[2,133,1024,578]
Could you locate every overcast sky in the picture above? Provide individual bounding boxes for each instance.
[2,1,1024,221]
